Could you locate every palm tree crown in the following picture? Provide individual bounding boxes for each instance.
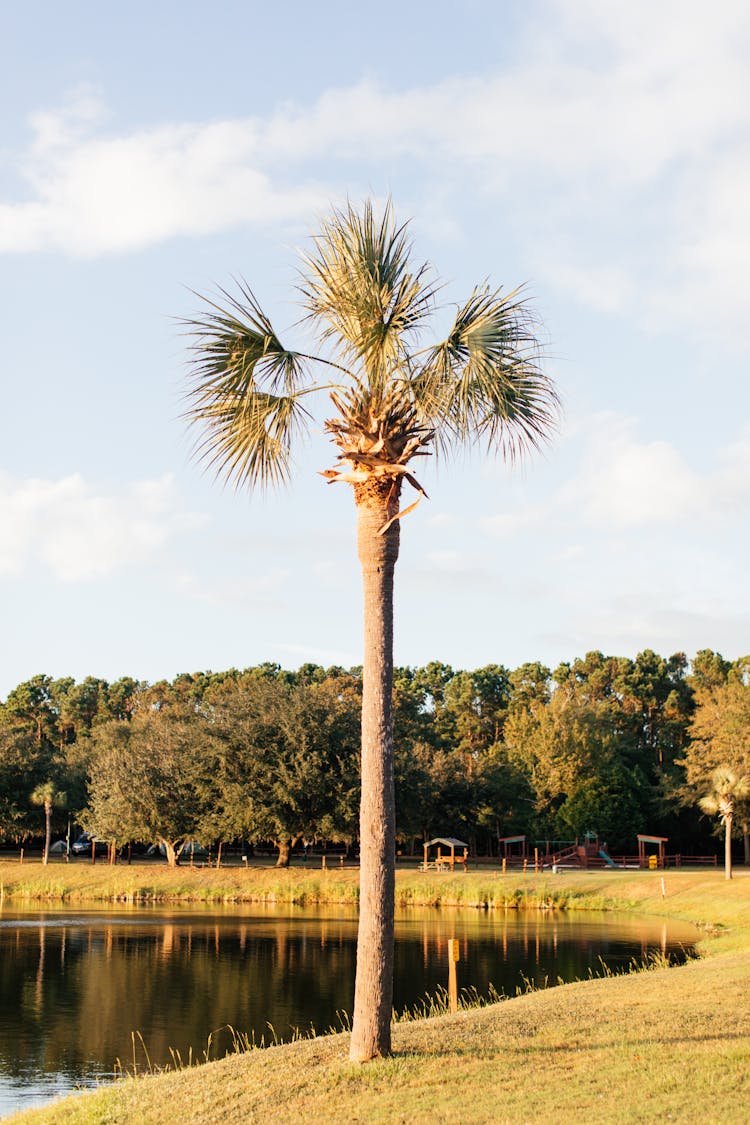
[699,766,750,823]
[183,199,558,514]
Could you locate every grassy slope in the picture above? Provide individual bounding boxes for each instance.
[5,866,750,1124]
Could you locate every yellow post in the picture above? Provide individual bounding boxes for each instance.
[447,938,460,1013]
[534,847,539,873]
[502,856,506,875]
[322,854,327,871]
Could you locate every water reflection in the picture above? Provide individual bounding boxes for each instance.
[0,905,698,1118]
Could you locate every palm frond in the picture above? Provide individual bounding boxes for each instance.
[188,390,310,490]
[298,199,439,394]
[182,282,314,489]
[412,285,560,461]
[183,279,307,397]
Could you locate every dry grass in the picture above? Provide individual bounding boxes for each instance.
[5,867,750,1124]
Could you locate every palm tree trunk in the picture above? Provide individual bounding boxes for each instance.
[742,821,749,866]
[43,799,52,866]
[350,485,400,1063]
[725,815,733,880]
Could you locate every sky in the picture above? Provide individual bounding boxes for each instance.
[2,0,749,698]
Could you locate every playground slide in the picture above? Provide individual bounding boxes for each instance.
[599,849,617,868]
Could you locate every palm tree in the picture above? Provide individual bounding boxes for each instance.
[31,781,66,866]
[699,767,750,880]
[183,199,558,1061]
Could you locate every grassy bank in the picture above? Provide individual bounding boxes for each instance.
[6,868,750,1123]
[0,858,727,917]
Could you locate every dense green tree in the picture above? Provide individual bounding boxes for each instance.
[1,675,58,746]
[690,649,733,691]
[509,662,552,710]
[616,650,692,773]
[84,711,222,865]
[207,676,360,865]
[682,661,750,862]
[553,762,651,850]
[504,674,654,850]
[441,664,511,758]
[0,721,52,840]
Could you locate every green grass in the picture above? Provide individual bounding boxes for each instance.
[5,866,750,1123]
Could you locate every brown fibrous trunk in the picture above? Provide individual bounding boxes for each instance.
[349,479,400,1063]
[42,800,52,866]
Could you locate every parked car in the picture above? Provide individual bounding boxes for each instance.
[71,833,109,857]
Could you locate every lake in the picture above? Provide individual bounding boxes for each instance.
[0,904,700,1118]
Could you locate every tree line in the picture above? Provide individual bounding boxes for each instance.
[1,649,747,866]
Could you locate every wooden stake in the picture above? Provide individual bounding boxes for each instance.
[447,939,460,1013]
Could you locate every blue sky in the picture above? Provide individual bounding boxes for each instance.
[2,0,749,697]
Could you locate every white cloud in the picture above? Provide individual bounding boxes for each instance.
[0,95,322,256]
[0,3,748,338]
[480,415,750,537]
[0,471,203,581]
[568,417,750,529]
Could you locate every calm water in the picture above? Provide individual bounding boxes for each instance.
[0,904,699,1118]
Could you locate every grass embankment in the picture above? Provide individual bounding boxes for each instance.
[5,866,750,1124]
[0,857,717,914]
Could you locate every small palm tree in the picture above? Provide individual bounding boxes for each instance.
[699,767,750,880]
[31,781,67,866]
[183,199,559,1061]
